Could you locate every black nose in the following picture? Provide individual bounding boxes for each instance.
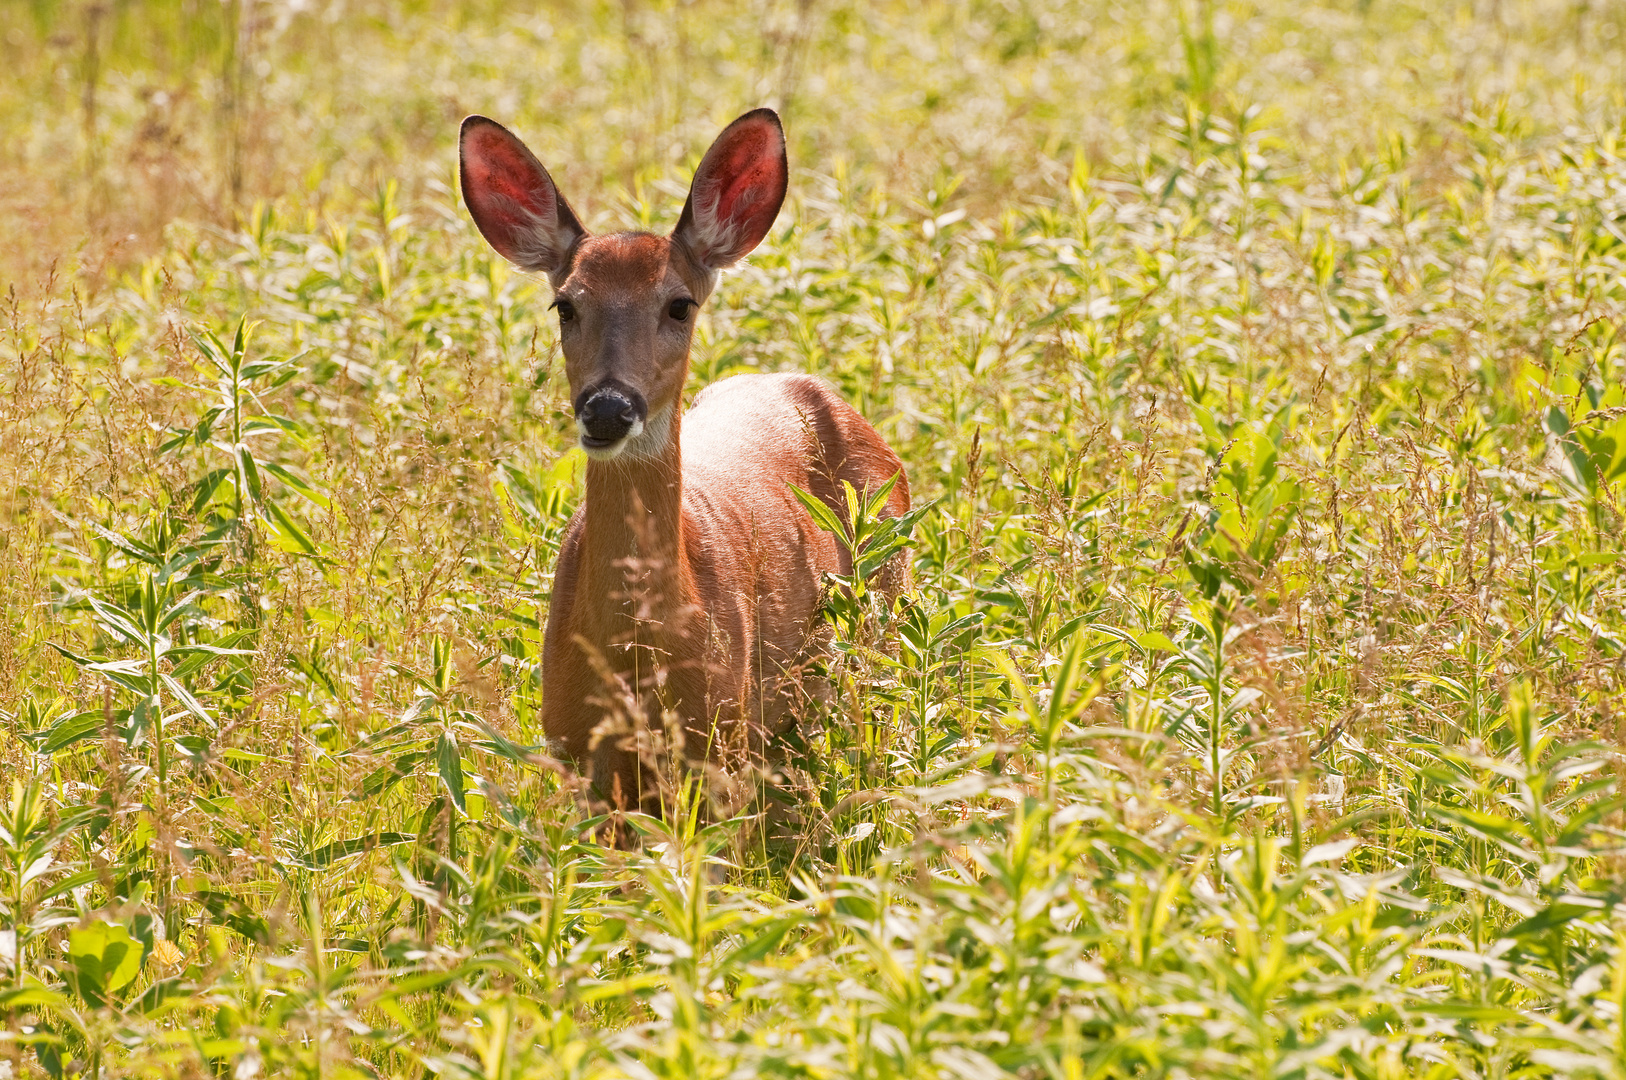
[576,385,645,444]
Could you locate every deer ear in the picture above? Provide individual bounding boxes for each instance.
[459,116,586,277]
[674,108,788,272]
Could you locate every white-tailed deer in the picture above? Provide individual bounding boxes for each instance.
[459,109,910,815]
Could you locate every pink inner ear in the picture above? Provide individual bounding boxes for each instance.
[709,128,775,223]
[689,118,786,262]
[464,128,557,226]
[675,111,787,267]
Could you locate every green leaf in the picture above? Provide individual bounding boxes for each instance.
[717,916,798,971]
[259,460,332,509]
[88,523,162,566]
[264,497,320,556]
[156,592,206,634]
[167,637,258,682]
[461,716,538,764]
[351,751,429,800]
[36,711,105,754]
[235,444,264,505]
[1137,631,1180,653]
[88,659,157,696]
[939,611,986,649]
[0,986,74,1012]
[787,482,849,541]
[195,890,273,944]
[576,972,669,1003]
[45,642,98,668]
[1547,406,1598,493]
[433,636,454,695]
[230,316,250,373]
[194,328,228,375]
[189,467,233,513]
[67,921,144,1007]
[129,975,188,1016]
[159,673,213,724]
[84,596,148,647]
[1503,678,1545,767]
[1505,901,1599,941]
[861,471,900,520]
[293,831,416,870]
[437,731,466,813]
[1047,628,1088,735]
[38,867,109,904]
[1051,612,1089,644]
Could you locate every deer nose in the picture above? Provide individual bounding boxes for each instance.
[576,385,645,445]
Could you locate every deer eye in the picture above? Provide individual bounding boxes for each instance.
[551,299,576,322]
[667,298,696,322]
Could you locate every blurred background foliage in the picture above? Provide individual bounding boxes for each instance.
[3,0,1626,1077]
[4,0,1624,284]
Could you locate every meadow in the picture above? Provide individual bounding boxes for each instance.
[3,0,1626,1076]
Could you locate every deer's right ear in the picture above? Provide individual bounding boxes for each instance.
[459,116,586,278]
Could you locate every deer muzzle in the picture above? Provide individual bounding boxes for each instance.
[575,383,647,449]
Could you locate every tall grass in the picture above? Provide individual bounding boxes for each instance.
[3,0,1626,1077]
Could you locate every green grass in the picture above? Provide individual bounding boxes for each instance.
[3,0,1626,1076]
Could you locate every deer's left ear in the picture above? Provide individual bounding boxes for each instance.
[673,108,788,272]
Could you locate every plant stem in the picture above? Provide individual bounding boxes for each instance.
[1209,606,1225,823]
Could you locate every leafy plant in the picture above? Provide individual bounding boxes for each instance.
[157,317,325,560]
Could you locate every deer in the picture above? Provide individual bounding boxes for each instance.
[458,108,911,821]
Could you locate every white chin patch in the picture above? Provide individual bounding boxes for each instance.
[579,415,643,460]
[578,404,671,462]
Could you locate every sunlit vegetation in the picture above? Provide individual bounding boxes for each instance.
[4,0,1626,1076]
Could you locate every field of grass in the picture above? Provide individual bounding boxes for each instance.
[4,0,1626,1076]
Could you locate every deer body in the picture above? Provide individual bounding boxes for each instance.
[460,111,909,811]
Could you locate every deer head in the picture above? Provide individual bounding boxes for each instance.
[460,110,788,462]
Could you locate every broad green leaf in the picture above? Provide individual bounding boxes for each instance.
[67,921,144,1006]
[235,444,263,504]
[1137,631,1180,653]
[437,731,466,813]
[786,482,849,540]
[861,471,900,519]
[37,711,104,754]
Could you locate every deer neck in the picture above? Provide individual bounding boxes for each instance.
[577,401,694,651]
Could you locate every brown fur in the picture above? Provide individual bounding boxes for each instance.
[543,367,909,812]
[459,110,909,815]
